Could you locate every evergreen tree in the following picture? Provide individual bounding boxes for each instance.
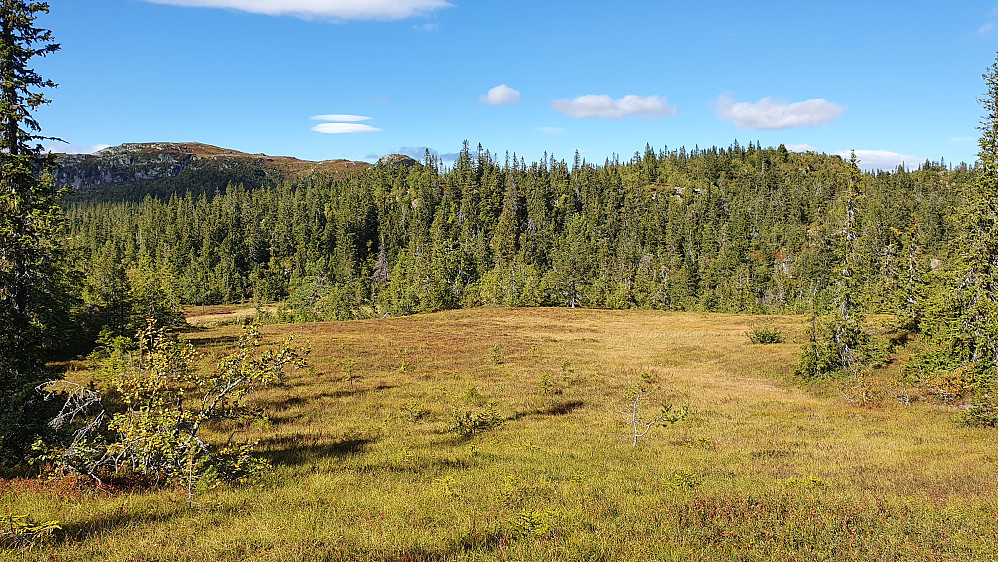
[796,152,874,379]
[0,1,62,465]
[917,53,998,425]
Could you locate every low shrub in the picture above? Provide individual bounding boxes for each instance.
[748,326,785,344]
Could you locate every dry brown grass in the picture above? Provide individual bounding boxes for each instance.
[5,308,998,560]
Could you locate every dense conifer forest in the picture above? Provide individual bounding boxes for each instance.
[62,141,969,332]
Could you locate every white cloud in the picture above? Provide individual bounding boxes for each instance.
[951,136,974,142]
[551,94,676,120]
[44,142,111,154]
[836,149,922,172]
[311,123,381,134]
[310,114,371,122]
[536,126,566,134]
[716,95,845,129]
[981,22,995,34]
[413,22,439,32]
[785,143,820,153]
[479,84,521,106]
[143,0,451,21]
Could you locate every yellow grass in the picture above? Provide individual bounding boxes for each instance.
[183,304,275,327]
[4,308,997,560]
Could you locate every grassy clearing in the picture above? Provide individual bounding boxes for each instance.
[183,304,274,327]
[4,308,998,560]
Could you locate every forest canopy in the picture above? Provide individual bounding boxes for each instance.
[62,141,968,330]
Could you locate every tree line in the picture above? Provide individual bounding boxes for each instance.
[63,142,968,331]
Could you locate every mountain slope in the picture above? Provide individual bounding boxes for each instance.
[54,142,370,201]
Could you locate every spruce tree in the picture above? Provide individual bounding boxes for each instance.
[0,1,62,465]
[921,53,998,424]
[796,152,873,379]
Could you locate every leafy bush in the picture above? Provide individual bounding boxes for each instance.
[748,326,785,344]
[43,321,309,501]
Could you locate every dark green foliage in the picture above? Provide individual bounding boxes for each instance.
[448,401,502,438]
[0,1,65,467]
[748,326,784,344]
[796,314,877,380]
[961,386,998,427]
[912,52,998,422]
[61,143,968,324]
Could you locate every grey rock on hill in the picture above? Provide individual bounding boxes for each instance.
[53,142,370,200]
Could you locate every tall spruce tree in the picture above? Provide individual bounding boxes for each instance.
[926,53,998,424]
[796,152,873,379]
[0,1,62,465]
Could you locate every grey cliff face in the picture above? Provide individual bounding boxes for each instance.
[54,143,197,191]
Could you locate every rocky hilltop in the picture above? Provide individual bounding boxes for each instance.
[54,142,370,200]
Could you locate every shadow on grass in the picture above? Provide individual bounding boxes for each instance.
[368,529,507,561]
[320,383,399,400]
[261,434,375,467]
[367,455,477,475]
[182,334,241,347]
[56,509,181,546]
[508,400,585,421]
[260,384,399,411]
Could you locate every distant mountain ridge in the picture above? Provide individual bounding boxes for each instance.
[54,142,370,200]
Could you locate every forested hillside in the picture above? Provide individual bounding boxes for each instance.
[63,141,970,332]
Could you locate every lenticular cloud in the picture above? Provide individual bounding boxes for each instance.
[310,114,381,134]
[144,0,452,21]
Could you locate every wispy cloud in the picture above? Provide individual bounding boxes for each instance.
[310,114,371,122]
[143,0,452,21]
[413,22,439,32]
[980,8,998,34]
[717,96,845,129]
[951,136,973,142]
[550,94,676,120]
[480,84,521,106]
[311,122,381,134]
[536,126,566,134]
[44,142,111,154]
[836,149,922,172]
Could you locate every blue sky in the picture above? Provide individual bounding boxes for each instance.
[36,0,998,170]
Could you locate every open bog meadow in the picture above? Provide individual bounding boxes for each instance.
[4,308,997,561]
